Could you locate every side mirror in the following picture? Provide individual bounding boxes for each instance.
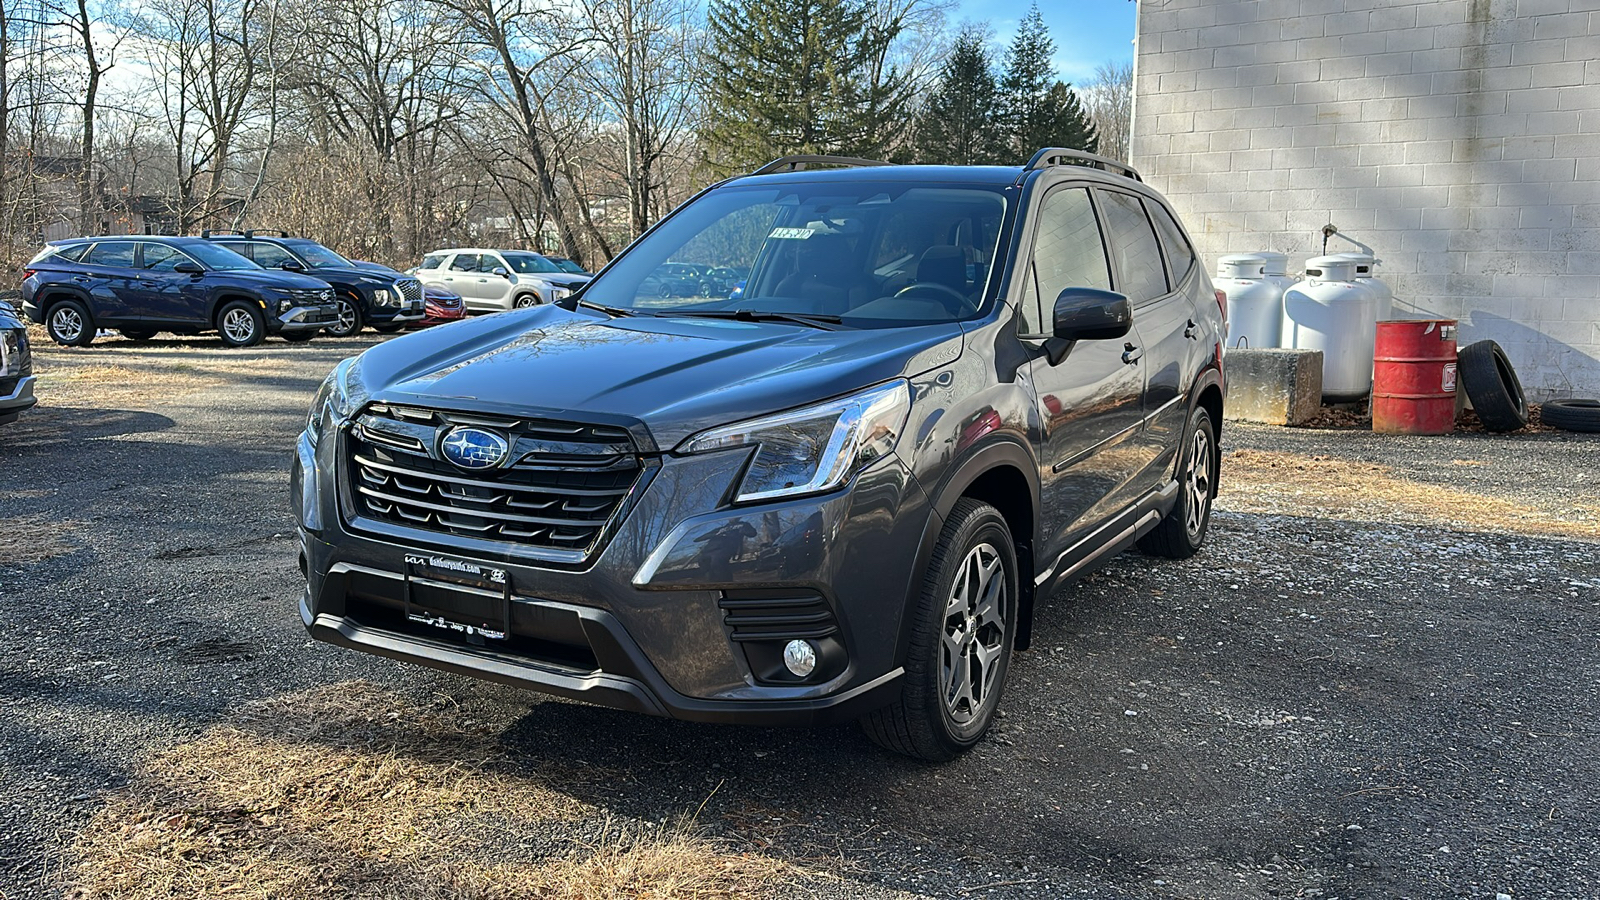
[491,266,510,278]
[173,261,204,275]
[1052,287,1131,341]
[279,259,305,271]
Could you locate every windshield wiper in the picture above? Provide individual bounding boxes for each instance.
[577,299,647,317]
[665,309,845,330]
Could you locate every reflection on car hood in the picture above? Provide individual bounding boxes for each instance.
[349,305,963,447]
[225,269,336,290]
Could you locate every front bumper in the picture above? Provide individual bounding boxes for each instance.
[275,303,341,333]
[0,375,36,424]
[369,300,427,324]
[293,426,933,725]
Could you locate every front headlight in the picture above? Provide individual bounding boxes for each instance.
[372,288,397,306]
[305,358,362,447]
[550,286,572,302]
[679,381,910,503]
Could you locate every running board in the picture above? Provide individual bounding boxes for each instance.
[1034,479,1180,588]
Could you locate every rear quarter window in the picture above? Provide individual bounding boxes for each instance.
[420,254,446,270]
[1148,201,1197,284]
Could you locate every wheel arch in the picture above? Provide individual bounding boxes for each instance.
[38,286,95,314]
[1188,363,1225,496]
[210,293,264,328]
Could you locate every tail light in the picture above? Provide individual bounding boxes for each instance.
[21,268,36,282]
[1214,288,1228,323]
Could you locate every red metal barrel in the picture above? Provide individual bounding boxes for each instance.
[1372,319,1458,434]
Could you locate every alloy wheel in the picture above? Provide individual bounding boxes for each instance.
[941,541,1007,725]
[334,299,358,335]
[51,307,83,343]
[515,294,538,308]
[1184,426,1213,537]
[222,308,257,343]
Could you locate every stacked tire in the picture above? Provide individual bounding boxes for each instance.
[1457,340,1528,433]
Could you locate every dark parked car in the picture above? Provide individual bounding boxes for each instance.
[0,299,35,425]
[202,231,425,338]
[640,262,704,299]
[21,236,338,347]
[293,150,1225,761]
[699,265,748,297]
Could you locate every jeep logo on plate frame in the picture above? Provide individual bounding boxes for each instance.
[439,426,510,470]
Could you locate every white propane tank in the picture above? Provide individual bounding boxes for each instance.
[1282,256,1380,400]
[1331,251,1394,321]
[1216,254,1282,349]
[1254,251,1300,297]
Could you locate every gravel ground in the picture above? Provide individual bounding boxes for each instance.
[1,332,1598,899]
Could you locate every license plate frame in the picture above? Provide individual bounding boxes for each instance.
[402,553,511,640]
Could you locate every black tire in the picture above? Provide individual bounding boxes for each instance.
[860,498,1018,762]
[280,331,316,343]
[45,298,95,347]
[119,328,157,341]
[1457,340,1528,432]
[326,295,364,338]
[1138,405,1218,560]
[1541,399,1600,433]
[371,323,404,334]
[513,293,540,309]
[215,300,266,348]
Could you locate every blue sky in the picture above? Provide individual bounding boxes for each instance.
[952,0,1137,84]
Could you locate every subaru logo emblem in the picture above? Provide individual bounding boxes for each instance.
[439,426,510,470]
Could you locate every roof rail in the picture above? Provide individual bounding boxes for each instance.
[245,228,291,238]
[199,228,244,239]
[1024,148,1142,182]
[748,154,893,177]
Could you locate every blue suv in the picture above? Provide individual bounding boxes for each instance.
[21,236,339,347]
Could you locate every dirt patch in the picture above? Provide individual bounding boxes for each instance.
[70,682,793,900]
[1293,400,1559,434]
[1219,448,1600,539]
[0,515,80,565]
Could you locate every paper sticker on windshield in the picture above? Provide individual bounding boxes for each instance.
[769,227,814,240]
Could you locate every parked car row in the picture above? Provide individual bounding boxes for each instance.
[19,231,589,348]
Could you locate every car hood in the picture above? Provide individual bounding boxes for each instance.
[305,265,411,284]
[224,269,336,291]
[347,305,963,448]
[348,260,403,276]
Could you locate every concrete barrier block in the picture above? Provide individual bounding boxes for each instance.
[1225,348,1325,425]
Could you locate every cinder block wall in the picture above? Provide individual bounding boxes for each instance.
[1132,0,1600,398]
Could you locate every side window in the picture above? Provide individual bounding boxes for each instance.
[54,244,90,262]
[1147,201,1197,285]
[249,242,298,268]
[140,243,182,271]
[449,253,481,272]
[86,242,137,268]
[484,254,508,273]
[420,254,445,270]
[1097,190,1170,303]
[1032,187,1112,310]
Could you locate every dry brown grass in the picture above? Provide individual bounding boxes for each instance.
[32,360,225,405]
[0,515,79,564]
[70,682,791,900]
[1220,448,1600,540]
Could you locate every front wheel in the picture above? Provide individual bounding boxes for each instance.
[513,293,540,309]
[46,299,96,347]
[861,498,1018,761]
[216,301,266,348]
[326,296,364,338]
[1138,405,1217,559]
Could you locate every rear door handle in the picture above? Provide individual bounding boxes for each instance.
[140,280,159,287]
[1122,343,1144,365]
[72,276,90,283]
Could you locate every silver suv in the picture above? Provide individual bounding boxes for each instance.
[413,248,591,313]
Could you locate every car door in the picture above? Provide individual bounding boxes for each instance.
[1095,189,1193,491]
[240,240,302,271]
[442,253,495,310]
[79,240,140,326]
[135,243,208,325]
[1019,183,1148,555]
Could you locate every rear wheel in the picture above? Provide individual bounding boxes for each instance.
[119,328,157,341]
[216,301,265,348]
[46,299,95,347]
[326,295,364,337]
[1138,405,1217,559]
[861,498,1018,761]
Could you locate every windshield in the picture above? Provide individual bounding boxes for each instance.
[290,241,353,268]
[553,258,587,274]
[501,252,562,274]
[585,181,1010,327]
[183,242,261,271]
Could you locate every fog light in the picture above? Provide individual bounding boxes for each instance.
[782,639,817,678]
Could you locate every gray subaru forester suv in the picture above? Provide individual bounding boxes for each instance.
[293,150,1226,760]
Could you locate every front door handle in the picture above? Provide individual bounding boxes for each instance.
[1184,318,1199,340]
[72,276,90,283]
[1122,343,1144,365]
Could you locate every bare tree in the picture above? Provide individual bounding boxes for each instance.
[1081,60,1132,162]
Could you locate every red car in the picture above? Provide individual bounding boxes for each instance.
[410,285,467,327]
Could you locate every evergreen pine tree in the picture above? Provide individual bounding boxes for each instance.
[912,25,1007,166]
[999,3,1098,157]
[700,0,911,177]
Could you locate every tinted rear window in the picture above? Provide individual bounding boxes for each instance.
[1148,201,1197,284]
[1096,190,1169,303]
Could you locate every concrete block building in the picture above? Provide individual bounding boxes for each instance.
[1131,0,1600,397]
